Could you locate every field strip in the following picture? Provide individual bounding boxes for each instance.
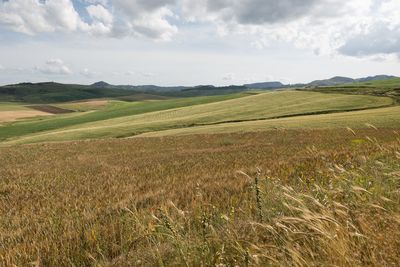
[0,110,53,123]
[3,103,396,145]
[138,106,400,137]
[0,91,394,144]
[27,105,74,114]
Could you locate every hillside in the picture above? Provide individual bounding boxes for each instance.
[0,82,143,103]
[1,91,392,145]
[0,93,247,142]
[307,75,398,87]
[304,77,400,101]
[2,128,400,266]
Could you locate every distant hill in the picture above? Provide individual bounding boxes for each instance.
[244,81,284,89]
[308,76,355,87]
[355,75,398,83]
[91,81,111,88]
[1,75,398,104]
[307,75,398,87]
[0,82,139,103]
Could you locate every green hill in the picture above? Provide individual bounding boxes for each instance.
[2,91,392,145]
[0,93,248,142]
[0,82,141,103]
[304,77,400,101]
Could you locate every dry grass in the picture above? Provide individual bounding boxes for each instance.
[0,110,52,123]
[0,129,400,266]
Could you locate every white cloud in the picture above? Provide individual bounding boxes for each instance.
[179,0,375,56]
[87,4,113,25]
[80,67,98,78]
[222,73,235,81]
[111,0,178,40]
[0,0,399,58]
[86,4,113,35]
[0,0,88,35]
[337,0,400,57]
[35,59,72,75]
[138,71,156,77]
[0,64,4,71]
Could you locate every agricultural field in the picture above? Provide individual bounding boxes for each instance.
[0,102,54,124]
[305,77,400,101]
[0,93,247,144]
[1,129,400,266]
[1,78,400,266]
[0,90,393,145]
[3,0,400,265]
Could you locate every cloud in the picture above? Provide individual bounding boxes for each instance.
[0,64,4,71]
[80,67,98,78]
[180,0,375,54]
[87,4,113,25]
[211,0,319,25]
[339,23,400,57]
[111,0,178,40]
[1,0,399,58]
[0,0,114,36]
[0,0,88,35]
[338,0,400,58]
[83,0,108,5]
[35,59,72,75]
[222,73,235,81]
[86,4,113,35]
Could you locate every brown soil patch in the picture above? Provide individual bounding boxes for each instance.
[28,105,74,114]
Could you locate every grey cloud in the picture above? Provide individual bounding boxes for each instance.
[134,0,176,11]
[234,0,317,24]
[112,0,175,16]
[339,23,400,57]
[201,0,319,24]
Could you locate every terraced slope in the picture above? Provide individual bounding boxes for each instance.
[3,91,392,144]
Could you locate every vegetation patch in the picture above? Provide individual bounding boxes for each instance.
[28,105,74,114]
[0,129,399,266]
[2,91,391,145]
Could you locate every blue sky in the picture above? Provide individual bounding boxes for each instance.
[0,0,399,86]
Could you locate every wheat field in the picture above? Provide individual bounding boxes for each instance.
[1,128,399,266]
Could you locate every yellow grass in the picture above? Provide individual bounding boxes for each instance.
[1,85,399,266]
[0,110,52,123]
[0,129,399,266]
[140,105,400,137]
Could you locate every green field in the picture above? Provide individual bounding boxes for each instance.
[305,77,400,101]
[0,93,248,143]
[0,102,31,111]
[1,91,393,145]
[141,106,400,137]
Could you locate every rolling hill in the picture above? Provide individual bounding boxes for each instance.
[1,91,393,145]
[306,75,398,87]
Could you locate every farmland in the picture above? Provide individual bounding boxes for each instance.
[1,129,400,266]
[0,91,393,145]
[0,78,400,266]
[0,102,53,123]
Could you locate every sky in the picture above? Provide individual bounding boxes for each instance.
[0,0,399,86]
